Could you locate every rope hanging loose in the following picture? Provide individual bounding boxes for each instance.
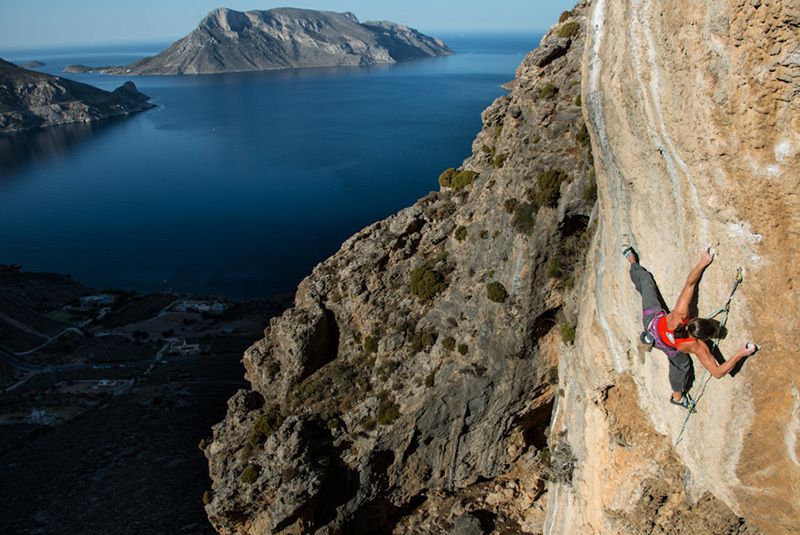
[674,267,743,447]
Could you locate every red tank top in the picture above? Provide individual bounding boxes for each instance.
[656,315,695,349]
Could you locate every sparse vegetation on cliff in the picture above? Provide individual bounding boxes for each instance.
[439,168,478,190]
[410,264,447,300]
[247,404,285,446]
[535,169,568,208]
[363,335,379,354]
[511,202,537,234]
[558,21,581,38]
[442,337,456,351]
[560,323,576,345]
[487,281,509,303]
[539,83,558,99]
[377,393,400,425]
[240,465,259,484]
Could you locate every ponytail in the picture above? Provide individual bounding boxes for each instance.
[686,318,720,340]
[673,323,690,339]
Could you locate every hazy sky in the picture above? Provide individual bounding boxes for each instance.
[0,0,578,50]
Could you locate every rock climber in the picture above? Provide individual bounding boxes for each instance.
[624,245,757,409]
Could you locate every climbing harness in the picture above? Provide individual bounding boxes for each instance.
[674,267,744,447]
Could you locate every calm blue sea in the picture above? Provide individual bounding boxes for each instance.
[0,34,541,300]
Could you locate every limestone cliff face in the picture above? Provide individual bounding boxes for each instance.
[204,6,594,534]
[548,0,800,534]
[205,0,799,533]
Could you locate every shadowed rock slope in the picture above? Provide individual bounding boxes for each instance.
[203,2,772,533]
[0,59,153,133]
[73,8,452,76]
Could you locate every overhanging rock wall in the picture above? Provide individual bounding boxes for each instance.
[548,0,800,533]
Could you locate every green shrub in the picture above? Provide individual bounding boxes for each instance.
[410,265,447,300]
[503,198,519,214]
[377,398,400,425]
[409,330,437,353]
[362,417,376,431]
[422,331,437,346]
[548,256,564,279]
[559,10,572,22]
[440,167,478,190]
[198,438,208,451]
[548,366,560,384]
[512,202,537,235]
[363,335,379,354]
[454,226,468,241]
[536,169,568,208]
[241,465,259,484]
[451,170,478,190]
[487,281,509,303]
[442,337,456,351]
[375,359,399,380]
[583,181,598,202]
[425,372,435,388]
[248,405,285,446]
[457,344,469,355]
[492,153,506,169]
[576,123,590,146]
[539,83,558,99]
[481,144,492,154]
[561,323,576,345]
[326,417,341,430]
[202,490,213,505]
[438,168,458,188]
[575,94,582,107]
[558,21,581,38]
[533,136,541,144]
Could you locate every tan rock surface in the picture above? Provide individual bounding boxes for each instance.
[547,0,800,533]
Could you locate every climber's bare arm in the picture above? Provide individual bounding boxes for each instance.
[679,339,756,379]
[667,248,714,327]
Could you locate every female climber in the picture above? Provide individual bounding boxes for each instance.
[624,245,757,409]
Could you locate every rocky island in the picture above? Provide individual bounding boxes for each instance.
[202,0,800,534]
[0,59,153,133]
[66,8,453,76]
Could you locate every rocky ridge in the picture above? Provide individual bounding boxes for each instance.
[0,59,153,133]
[68,8,452,76]
[203,2,773,533]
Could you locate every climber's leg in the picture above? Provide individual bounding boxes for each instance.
[629,263,662,329]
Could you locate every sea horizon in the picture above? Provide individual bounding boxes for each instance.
[0,33,543,301]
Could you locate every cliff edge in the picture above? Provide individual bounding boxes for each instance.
[204,0,799,534]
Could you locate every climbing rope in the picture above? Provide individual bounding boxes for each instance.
[674,267,744,447]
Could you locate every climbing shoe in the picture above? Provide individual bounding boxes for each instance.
[670,394,695,412]
[622,245,637,262]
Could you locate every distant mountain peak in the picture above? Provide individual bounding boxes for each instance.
[72,8,453,76]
